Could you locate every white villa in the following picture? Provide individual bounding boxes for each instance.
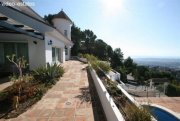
[0,0,73,73]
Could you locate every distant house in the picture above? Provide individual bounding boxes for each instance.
[127,74,138,85]
[108,70,121,82]
[0,0,73,73]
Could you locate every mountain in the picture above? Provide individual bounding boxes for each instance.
[133,58,180,70]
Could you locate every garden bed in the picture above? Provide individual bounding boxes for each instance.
[78,54,152,121]
[95,68,152,121]
[0,63,64,119]
[89,67,124,121]
[0,80,48,118]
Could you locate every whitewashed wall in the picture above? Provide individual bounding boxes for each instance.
[65,46,71,60]
[52,18,72,40]
[0,33,46,70]
[28,38,46,70]
[45,34,65,64]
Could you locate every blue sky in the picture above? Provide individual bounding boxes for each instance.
[29,0,180,58]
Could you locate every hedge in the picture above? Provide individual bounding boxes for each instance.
[166,84,180,96]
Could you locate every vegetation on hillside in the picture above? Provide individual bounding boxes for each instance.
[44,13,179,92]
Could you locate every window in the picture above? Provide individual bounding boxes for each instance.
[0,43,4,64]
[0,42,28,65]
[64,30,67,37]
[65,46,68,55]
[52,47,60,62]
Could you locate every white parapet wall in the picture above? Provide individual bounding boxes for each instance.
[89,68,125,121]
[117,84,140,107]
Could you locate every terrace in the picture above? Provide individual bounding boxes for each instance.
[0,60,106,121]
[1,57,179,121]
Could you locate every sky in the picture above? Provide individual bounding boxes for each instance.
[28,0,180,58]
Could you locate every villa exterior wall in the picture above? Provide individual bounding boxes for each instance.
[45,34,65,64]
[65,46,71,60]
[0,6,73,72]
[52,18,72,40]
[28,38,46,70]
[0,32,69,71]
[0,33,46,70]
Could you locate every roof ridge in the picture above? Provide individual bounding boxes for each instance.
[53,10,73,23]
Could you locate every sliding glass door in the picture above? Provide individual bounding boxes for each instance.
[0,42,28,65]
[52,47,61,63]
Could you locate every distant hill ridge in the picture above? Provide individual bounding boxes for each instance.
[133,58,180,70]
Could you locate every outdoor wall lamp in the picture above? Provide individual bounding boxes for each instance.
[48,40,53,45]
[33,41,37,44]
[65,45,67,49]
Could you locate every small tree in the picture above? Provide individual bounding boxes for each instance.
[6,54,28,110]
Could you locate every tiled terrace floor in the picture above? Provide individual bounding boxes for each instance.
[136,97,180,113]
[0,77,12,92]
[3,60,106,121]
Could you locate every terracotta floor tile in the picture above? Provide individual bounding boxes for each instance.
[76,100,86,109]
[75,109,88,116]
[58,98,68,103]
[38,109,53,117]
[35,103,57,109]
[51,110,64,117]
[23,109,42,117]
[136,97,180,113]
[36,118,49,121]
[75,116,86,121]
[56,103,65,109]
[64,108,75,117]
[48,117,66,121]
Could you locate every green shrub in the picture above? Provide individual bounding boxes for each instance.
[97,61,111,73]
[78,53,83,58]
[156,84,164,93]
[125,105,151,121]
[91,61,99,71]
[106,80,122,97]
[0,91,9,101]
[83,54,98,62]
[33,63,64,85]
[83,54,111,73]
[34,85,46,100]
[166,84,180,96]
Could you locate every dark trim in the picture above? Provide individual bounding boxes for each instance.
[0,17,8,21]
[0,21,44,40]
[0,31,20,34]
[26,29,35,32]
[34,32,42,35]
[14,24,24,27]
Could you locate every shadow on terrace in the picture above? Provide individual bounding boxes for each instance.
[75,66,107,121]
